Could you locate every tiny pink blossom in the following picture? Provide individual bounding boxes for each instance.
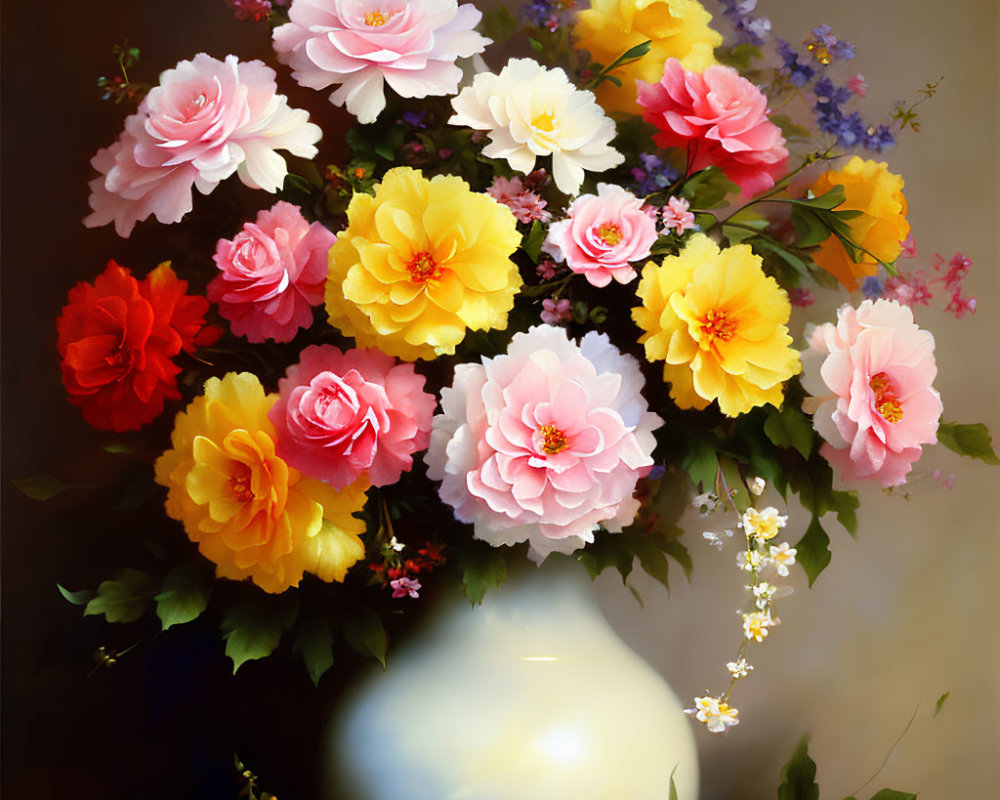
[899,233,917,259]
[932,469,955,489]
[540,298,571,324]
[84,54,321,237]
[661,196,697,235]
[883,272,932,307]
[846,73,868,98]
[536,258,558,280]
[390,577,422,598]
[789,287,815,308]
[543,184,657,288]
[801,299,942,488]
[207,202,335,342]
[229,0,272,21]
[268,344,437,488]
[487,176,552,223]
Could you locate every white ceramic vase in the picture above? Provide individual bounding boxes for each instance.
[328,558,699,800]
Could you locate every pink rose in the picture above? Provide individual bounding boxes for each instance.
[207,202,334,342]
[269,345,436,488]
[801,299,942,487]
[425,325,663,561]
[543,184,657,287]
[85,54,321,237]
[272,0,490,124]
[637,59,788,198]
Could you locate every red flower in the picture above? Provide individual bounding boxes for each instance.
[57,261,220,431]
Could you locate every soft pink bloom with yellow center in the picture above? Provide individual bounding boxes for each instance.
[268,344,436,489]
[425,325,662,561]
[207,202,335,343]
[802,299,942,487]
[543,184,657,288]
[85,54,321,237]
[272,0,490,124]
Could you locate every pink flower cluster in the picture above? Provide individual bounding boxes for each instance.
[85,54,321,237]
[425,325,662,561]
[207,202,334,343]
[269,345,437,488]
[637,58,788,197]
[487,175,551,223]
[661,196,696,235]
[880,251,977,320]
[802,299,942,487]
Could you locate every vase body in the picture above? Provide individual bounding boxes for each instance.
[328,559,698,799]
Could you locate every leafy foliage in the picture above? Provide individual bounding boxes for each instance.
[154,560,213,630]
[342,607,387,668]
[456,541,508,605]
[221,596,300,673]
[778,736,820,800]
[84,568,158,623]
[937,422,999,464]
[293,617,335,687]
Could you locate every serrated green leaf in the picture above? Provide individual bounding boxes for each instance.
[934,691,950,717]
[456,544,507,605]
[937,422,999,464]
[795,517,832,587]
[628,534,670,593]
[221,598,298,673]
[522,220,546,263]
[868,790,917,800]
[13,473,95,501]
[662,539,693,582]
[778,736,819,800]
[682,437,718,492]
[154,561,212,630]
[764,404,815,459]
[293,617,334,687]
[342,608,387,668]
[84,568,157,623]
[578,536,634,583]
[829,490,859,537]
[57,583,94,606]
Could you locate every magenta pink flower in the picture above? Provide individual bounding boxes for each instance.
[637,58,788,197]
[85,54,320,238]
[801,300,942,488]
[269,344,436,488]
[272,0,490,124]
[425,325,663,561]
[543,184,657,288]
[487,176,551,223]
[207,202,334,342]
[540,298,571,324]
[390,576,422,598]
[661,196,696,235]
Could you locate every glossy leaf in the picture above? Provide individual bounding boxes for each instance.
[154,561,212,630]
[84,568,157,623]
[294,617,335,687]
[456,543,507,606]
[937,422,999,464]
[342,608,387,668]
[778,735,819,800]
[795,516,832,587]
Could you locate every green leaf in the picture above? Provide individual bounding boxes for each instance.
[668,765,679,800]
[578,536,634,583]
[764,403,815,460]
[713,42,761,71]
[13,473,96,501]
[682,436,718,492]
[782,185,847,211]
[681,168,740,209]
[934,691,950,717]
[342,608,387,668]
[456,543,507,605]
[528,37,543,53]
[770,114,813,142]
[628,533,671,592]
[868,790,917,800]
[937,422,1000,465]
[84,568,157,623]
[790,206,833,248]
[101,439,142,454]
[57,583,94,606]
[753,238,812,277]
[293,617,335,687]
[778,735,819,800]
[829,489,859,537]
[521,220,547,263]
[221,597,299,674]
[154,561,212,630]
[720,457,750,513]
[478,4,516,43]
[663,539,693,582]
[795,517,832,587]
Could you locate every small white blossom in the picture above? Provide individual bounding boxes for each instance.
[742,610,775,642]
[742,507,788,541]
[389,536,405,552]
[768,542,797,577]
[693,492,720,516]
[685,696,740,733]
[748,476,766,496]
[751,581,778,609]
[703,528,734,550]
[726,658,753,678]
[737,549,764,572]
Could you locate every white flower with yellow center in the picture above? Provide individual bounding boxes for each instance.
[686,696,740,733]
[449,58,624,195]
[742,506,787,541]
[742,610,774,642]
[767,542,797,577]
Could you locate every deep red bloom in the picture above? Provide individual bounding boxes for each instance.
[57,261,220,431]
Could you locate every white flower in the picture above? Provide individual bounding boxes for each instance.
[742,507,787,540]
[449,58,624,195]
[751,581,778,609]
[686,696,739,733]
[737,548,764,572]
[726,658,753,678]
[692,492,720,516]
[742,610,775,642]
[767,542,797,577]
[748,476,766,496]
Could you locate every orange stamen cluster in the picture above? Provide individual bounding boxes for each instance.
[596,223,622,247]
[539,424,569,455]
[229,463,254,503]
[869,371,904,423]
[406,251,440,283]
[700,309,737,343]
[364,9,392,26]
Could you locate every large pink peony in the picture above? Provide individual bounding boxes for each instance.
[425,325,663,560]
[272,0,490,124]
[85,54,321,237]
[268,344,436,488]
[637,58,788,198]
[801,299,942,487]
[207,201,334,342]
[543,184,658,288]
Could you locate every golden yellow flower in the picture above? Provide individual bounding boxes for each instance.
[575,0,722,114]
[633,234,801,416]
[154,372,368,594]
[809,156,910,291]
[326,167,522,361]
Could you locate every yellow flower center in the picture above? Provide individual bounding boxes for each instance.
[539,424,569,455]
[406,251,440,283]
[229,463,255,503]
[805,39,832,65]
[531,110,557,133]
[596,223,622,246]
[700,309,737,343]
[364,9,395,26]
[869,371,903,423]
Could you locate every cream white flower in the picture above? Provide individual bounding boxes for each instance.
[449,58,624,195]
[726,658,753,678]
[747,476,766,496]
[742,610,774,642]
[751,581,778,609]
[767,542,797,577]
[686,696,739,733]
[742,507,787,541]
[737,548,764,572]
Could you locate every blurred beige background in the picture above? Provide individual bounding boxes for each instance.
[596,1,1000,797]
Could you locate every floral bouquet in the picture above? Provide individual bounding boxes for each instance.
[10,0,997,796]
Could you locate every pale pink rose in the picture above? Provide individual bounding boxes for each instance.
[542,184,657,288]
[207,202,334,342]
[85,54,321,237]
[425,325,663,561]
[801,299,942,487]
[269,344,437,488]
[272,0,490,124]
[637,58,788,198]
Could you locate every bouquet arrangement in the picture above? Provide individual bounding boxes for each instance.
[18,0,997,795]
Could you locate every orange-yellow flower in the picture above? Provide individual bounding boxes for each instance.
[574,0,722,115]
[809,156,909,291]
[154,372,369,593]
[633,234,800,416]
[326,167,522,361]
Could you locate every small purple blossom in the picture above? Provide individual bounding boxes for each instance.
[776,39,815,87]
[861,276,884,299]
[810,25,855,61]
[632,153,679,196]
[541,297,572,324]
[400,110,428,129]
[717,0,771,45]
[519,0,577,31]
[390,577,422,599]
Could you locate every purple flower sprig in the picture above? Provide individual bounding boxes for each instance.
[716,0,772,46]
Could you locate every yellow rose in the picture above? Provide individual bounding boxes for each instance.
[575,0,722,114]
[326,167,523,361]
[154,372,368,593]
[809,156,910,291]
[633,234,801,416]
